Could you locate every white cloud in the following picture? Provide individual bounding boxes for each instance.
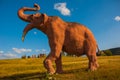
[34,32,37,35]
[114,16,120,22]
[12,48,32,54]
[0,50,4,54]
[0,50,17,59]
[35,49,47,53]
[35,49,40,53]
[41,49,46,52]
[0,53,17,59]
[4,53,17,58]
[54,2,71,16]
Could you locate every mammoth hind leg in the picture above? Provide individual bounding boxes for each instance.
[84,40,99,71]
[87,54,99,71]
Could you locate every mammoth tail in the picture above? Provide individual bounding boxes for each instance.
[96,45,101,56]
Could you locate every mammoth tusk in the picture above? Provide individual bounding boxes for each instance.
[21,24,34,42]
[22,32,26,42]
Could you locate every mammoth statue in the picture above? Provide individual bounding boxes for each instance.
[18,4,99,74]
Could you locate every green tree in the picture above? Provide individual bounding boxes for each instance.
[103,50,112,56]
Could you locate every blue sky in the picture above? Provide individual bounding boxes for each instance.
[0,0,120,59]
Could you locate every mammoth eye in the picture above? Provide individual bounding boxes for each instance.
[28,15,34,21]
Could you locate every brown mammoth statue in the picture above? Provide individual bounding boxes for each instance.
[18,4,99,74]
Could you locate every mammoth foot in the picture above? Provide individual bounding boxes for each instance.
[89,66,97,71]
[43,59,55,75]
[55,70,64,74]
[47,69,64,75]
[88,63,99,71]
[87,67,97,72]
[47,71,55,75]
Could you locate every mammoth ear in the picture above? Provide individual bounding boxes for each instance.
[42,14,48,24]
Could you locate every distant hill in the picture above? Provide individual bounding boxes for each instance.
[99,47,120,56]
[109,47,120,55]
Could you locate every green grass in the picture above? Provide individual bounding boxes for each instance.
[0,56,120,80]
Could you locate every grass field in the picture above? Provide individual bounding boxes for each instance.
[0,56,120,80]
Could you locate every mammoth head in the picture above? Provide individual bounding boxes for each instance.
[18,4,48,42]
[18,3,48,24]
[30,13,48,26]
[21,13,48,42]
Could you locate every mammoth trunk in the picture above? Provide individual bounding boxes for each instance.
[17,3,40,22]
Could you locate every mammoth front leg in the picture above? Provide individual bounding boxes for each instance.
[43,43,62,74]
[43,55,55,74]
[55,53,63,74]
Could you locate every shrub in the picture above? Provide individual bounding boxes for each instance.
[21,55,26,59]
[100,51,106,56]
[27,56,31,58]
[103,50,112,56]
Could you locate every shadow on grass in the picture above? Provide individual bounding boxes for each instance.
[0,72,47,80]
[63,68,87,74]
[0,68,87,80]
